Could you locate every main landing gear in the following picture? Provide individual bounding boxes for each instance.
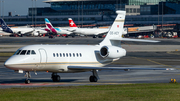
[25,71,31,84]
[51,73,60,82]
[89,70,99,82]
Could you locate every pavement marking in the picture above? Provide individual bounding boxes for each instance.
[131,57,175,69]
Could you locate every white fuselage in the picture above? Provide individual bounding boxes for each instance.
[71,28,109,35]
[56,28,72,35]
[5,45,125,73]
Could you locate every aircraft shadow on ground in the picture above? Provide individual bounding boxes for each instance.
[0,79,79,84]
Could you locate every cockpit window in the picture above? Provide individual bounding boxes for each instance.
[31,50,36,55]
[15,50,22,55]
[20,50,27,55]
[27,50,31,55]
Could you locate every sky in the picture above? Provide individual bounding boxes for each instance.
[1,0,50,16]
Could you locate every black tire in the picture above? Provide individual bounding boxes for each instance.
[89,76,97,82]
[25,79,30,84]
[52,75,60,82]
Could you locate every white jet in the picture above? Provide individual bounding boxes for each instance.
[0,18,47,36]
[4,11,173,84]
[68,18,127,38]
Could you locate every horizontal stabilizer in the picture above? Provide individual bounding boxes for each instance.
[68,66,174,71]
[111,38,160,43]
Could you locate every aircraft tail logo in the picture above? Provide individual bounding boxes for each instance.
[0,18,13,33]
[45,18,58,34]
[68,18,77,27]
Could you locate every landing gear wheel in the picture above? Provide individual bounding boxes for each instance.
[25,79,30,84]
[51,73,61,82]
[89,76,97,82]
[25,71,31,84]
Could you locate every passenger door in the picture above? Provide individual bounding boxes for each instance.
[39,49,47,69]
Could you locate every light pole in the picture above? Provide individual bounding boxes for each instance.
[35,0,37,27]
[0,0,1,18]
[2,0,4,19]
[81,1,83,28]
[162,1,163,32]
[32,0,34,27]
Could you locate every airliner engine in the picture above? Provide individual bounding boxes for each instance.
[32,31,39,36]
[100,46,126,59]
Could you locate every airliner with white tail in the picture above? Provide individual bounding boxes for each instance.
[45,18,72,36]
[4,11,173,84]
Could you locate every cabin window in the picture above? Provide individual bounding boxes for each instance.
[31,50,36,55]
[76,53,79,57]
[63,53,65,57]
[73,53,75,57]
[26,50,31,55]
[80,53,82,57]
[117,50,119,53]
[69,53,71,57]
[56,53,59,57]
[66,53,68,57]
[53,53,55,57]
[15,50,22,55]
[60,53,62,57]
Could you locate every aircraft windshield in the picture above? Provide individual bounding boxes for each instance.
[14,50,36,55]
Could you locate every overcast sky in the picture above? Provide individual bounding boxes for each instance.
[1,0,50,16]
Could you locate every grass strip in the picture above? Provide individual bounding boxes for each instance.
[0,83,180,101]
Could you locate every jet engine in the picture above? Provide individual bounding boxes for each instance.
[100,46,126,59]
[32,31,39,36]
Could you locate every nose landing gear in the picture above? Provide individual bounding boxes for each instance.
[25,71,31,84]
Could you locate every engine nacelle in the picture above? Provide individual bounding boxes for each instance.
[33,31,39,36]
[100,46,126,59]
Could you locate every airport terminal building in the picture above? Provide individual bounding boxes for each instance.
[2,0,180,29]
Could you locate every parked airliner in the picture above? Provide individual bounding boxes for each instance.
[0,19,47,36]
[45,18,72,36]
[4,11,173,84]
[68,18,127,38]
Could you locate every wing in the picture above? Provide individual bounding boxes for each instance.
[68,66,174,71]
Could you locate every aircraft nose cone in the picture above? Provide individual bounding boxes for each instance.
[4,59,12,68]
[4,58,17,70]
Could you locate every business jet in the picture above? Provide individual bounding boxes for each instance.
[45,18,72,37]
[0,19,47,36]
[68,18,127,38]
[4,11,173,84]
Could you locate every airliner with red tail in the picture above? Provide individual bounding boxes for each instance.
[68,18,109,38]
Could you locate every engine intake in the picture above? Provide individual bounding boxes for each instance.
[100,46,126,59]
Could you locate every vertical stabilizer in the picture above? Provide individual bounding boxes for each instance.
[68,18,77,28]
[45,18,57,33]
[0,18,13,33]
[99,11,126,46]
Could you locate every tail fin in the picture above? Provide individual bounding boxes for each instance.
[99,11,159,46]
[68,18,77,28]
[45,18,53,29]
[99,11,126,46]
[0,18,13,33]
[45,18,57,33]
